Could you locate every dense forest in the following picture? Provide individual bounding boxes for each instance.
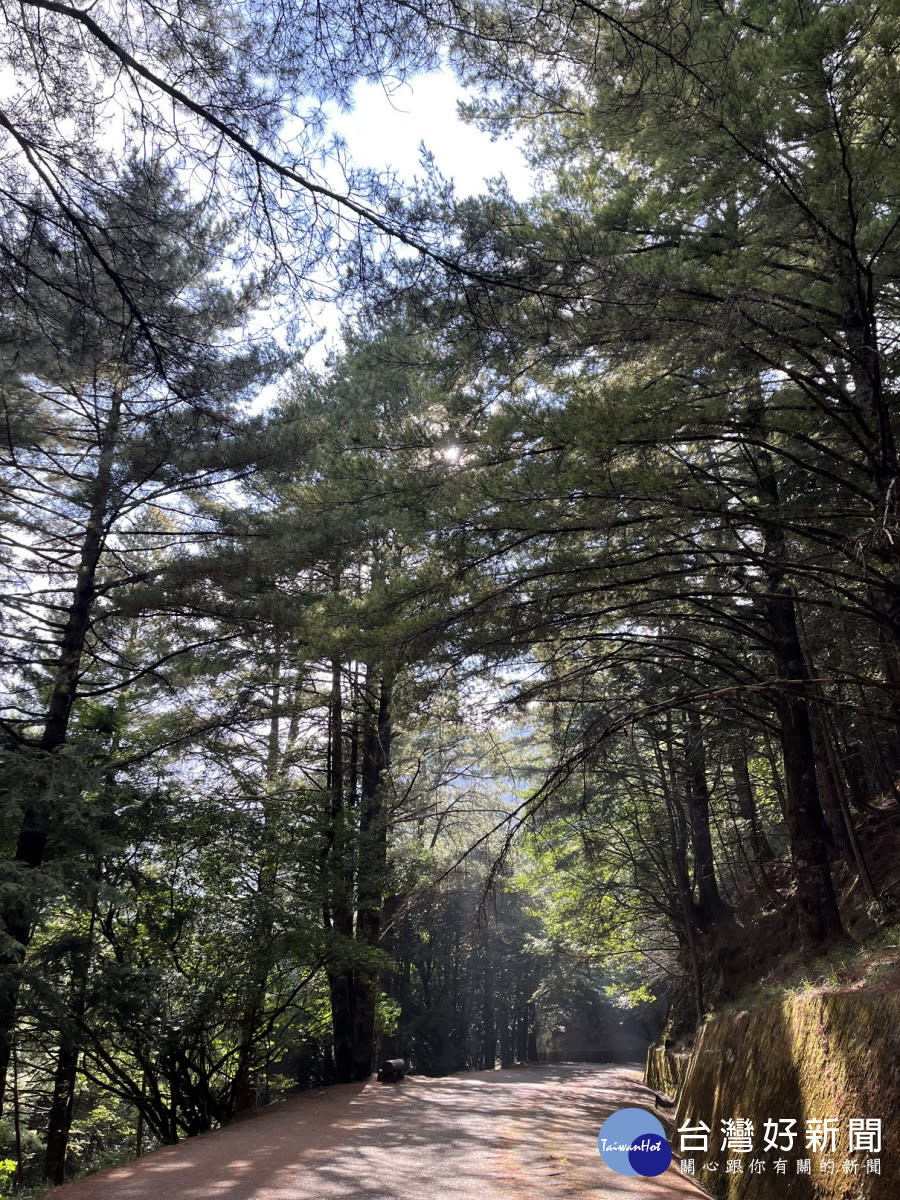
[1,0,899,1190]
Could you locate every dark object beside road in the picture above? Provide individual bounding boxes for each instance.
[377,1059,406,1083]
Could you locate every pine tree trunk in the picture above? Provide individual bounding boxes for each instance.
[765,588,845,943]
[44,1040,80,1185]
[43,900,98,1184]
[480,959,496,1070]
[328,968,356,1084]
[748,388,845,945]
[654,738,705,1027]
[324,648,354,1084]
[499,1003,512,1068]
[326,655,393,1084]
[684,708,728,931]
[729,740,774,865]
[350,664,393,1081]
[233,659,286,1113]
[0,392,122,1112]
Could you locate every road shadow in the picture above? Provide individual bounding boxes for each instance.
[53,1063,702,1200]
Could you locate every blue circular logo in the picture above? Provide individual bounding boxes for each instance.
[598,1108,672,1177]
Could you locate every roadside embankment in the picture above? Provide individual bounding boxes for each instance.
[647,990,900,1199]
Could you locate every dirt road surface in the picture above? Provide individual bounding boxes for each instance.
[53,1063,709,1199]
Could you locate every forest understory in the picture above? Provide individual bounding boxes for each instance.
[666,796,900,1043]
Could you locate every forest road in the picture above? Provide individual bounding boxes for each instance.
[53,1063,709,1200]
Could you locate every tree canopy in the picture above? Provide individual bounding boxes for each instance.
[2,0,900,1189]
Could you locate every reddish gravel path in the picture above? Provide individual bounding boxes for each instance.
[53,1063,709,1199]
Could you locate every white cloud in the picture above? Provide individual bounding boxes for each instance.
[327,71,533,200]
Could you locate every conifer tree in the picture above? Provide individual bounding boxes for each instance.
[418,0,900,947]
[0,155,276,1109]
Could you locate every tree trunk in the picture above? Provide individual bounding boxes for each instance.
[326,654,393,1084]
[325,650,357,1084]
[729,739,775,865]
[233,653,286,1113]
[44,899,98,1184]
[765,580,845,944]
[684,708,728,931]
[655,737,705,1028]
[746,388,846,945]
[327,968,356,1084]
[480,958,496,1070]
[499,1005,512,1068]
[0,390,122,1111]
[350,663,393,1081]
[44,1040,80,1185]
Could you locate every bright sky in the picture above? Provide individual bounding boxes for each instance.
[262,69,533,376]
[326,71,533,200]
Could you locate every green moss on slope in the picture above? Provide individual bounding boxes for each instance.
[671,992,900,1199]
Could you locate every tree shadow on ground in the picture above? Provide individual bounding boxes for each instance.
[52,1063,703,1200]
